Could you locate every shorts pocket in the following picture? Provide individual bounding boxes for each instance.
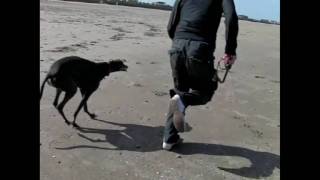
[186,57,214,80]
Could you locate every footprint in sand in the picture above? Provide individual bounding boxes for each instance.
[45,42,88,53]
[254,75,265,79]
[112,27,133,33]
[133,83,143,87]
[110,33,125,41]
[144,31,158,37]
[45,46,76,53]
[152,90,168,97]
[270,80,280,83]
[89,41,98,45]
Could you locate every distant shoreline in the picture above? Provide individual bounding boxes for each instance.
[57,0,280,25]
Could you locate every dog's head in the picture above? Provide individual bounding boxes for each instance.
[108,59,128,72]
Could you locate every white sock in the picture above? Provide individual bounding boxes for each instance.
[172,95,185,112]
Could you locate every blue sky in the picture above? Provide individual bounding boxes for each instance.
[139,0,280,21]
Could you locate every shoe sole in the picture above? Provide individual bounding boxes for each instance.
[163,138,184,150]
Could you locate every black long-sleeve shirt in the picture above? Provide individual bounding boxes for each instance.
[167,0,239,55]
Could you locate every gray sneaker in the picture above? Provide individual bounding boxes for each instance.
[162,138,183,151]
[169,97,192,132]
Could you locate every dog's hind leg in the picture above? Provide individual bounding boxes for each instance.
[80,89,96,119]
[57,86,77,126]
[53,88,62,108]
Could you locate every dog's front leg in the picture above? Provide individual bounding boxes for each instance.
[72,97,88,128]
[80,88,97,119]
[73,90,95,128]
[84,102,96,119]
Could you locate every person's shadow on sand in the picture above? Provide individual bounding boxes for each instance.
[56,119,279,179]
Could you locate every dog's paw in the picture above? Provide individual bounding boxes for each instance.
[89,113,97,119]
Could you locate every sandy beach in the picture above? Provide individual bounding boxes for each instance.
[40,1,280,179]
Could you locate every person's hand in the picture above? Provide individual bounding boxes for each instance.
[221,54,237,67]
[220,54,237,70]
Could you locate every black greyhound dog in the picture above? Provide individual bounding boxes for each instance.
[40,56,128,128]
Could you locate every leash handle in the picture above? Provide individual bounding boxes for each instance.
[215,58,232,83]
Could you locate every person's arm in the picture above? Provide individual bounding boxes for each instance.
[167,0,182,40]
[223,0,239,56]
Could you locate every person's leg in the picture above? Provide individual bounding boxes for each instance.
[169,40,190,95]
[163,106,180,143]
[181,78,218,106]
[163,40,189,149]
[166,41,218,135]
[181,40,218,106]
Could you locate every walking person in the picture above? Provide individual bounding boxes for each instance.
[163,0,239,150]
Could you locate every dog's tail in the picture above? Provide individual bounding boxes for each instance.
[40,75,50,100]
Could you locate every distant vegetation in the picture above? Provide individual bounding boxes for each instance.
[62,0,172,10]
[61,0,280,25]
[237,15,280,25]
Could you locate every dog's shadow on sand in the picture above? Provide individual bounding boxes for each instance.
[56,119,279,179]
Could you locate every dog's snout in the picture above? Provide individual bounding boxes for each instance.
[120,64,128,71]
